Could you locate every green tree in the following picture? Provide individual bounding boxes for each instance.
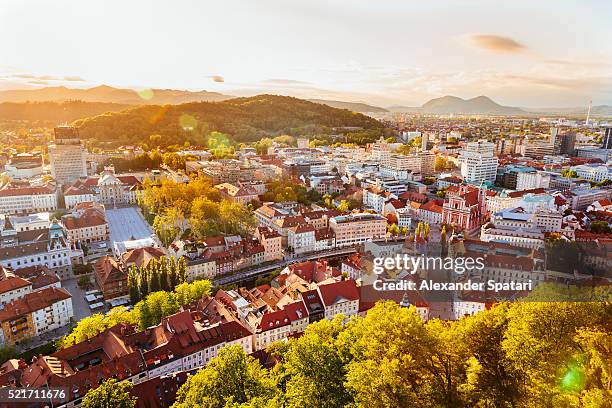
[169,257,178,290]
[0,345,17,364]
[277,316,352,408]
[135,291,180,329]
[175,280,213,305]
[343,302,430,407]
[138,265,149,299]
[127,265,140,304]
[81,379,136,408]
[387,223,400,235]
[561,169,578,178]
[590,221,612,234]
[159,257,170,292]
[177,256,187,284]
[148,261,161,293]
[337,200,350,212]
[173,345,277,408]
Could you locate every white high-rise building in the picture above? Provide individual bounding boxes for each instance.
[48,126,87,185]
[516,171,551,191]
[459,140,498,183]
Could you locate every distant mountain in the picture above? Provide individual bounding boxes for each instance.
[308,99,388,113]
[0,85,233,105]
[0,101,131,122]
[421,95,525,115]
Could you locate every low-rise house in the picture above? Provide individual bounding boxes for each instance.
[317,280,360,319]
[287,224,316,254]
[255,227,283,262]
[0,287,72,346]
[62,202,109,244]
[94,256,128,301]
[417,200,444,225]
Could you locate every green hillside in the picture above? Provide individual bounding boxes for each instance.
[72,94,383,146]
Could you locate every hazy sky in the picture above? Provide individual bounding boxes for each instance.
[1,0,611,107]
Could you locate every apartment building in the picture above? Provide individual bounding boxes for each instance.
[0,287,72,346]
[571,164,612,183]
[287,224,316,254]
[329,213,387,247]
[62,202,109,244]
[317,280,360,319]
[48,126,87,185]
[0,219,77,280]
[459,140,499,183]
[4,153,43,180]
[0,183,58,215]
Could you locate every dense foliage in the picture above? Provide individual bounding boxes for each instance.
[260,180,321,205]
[61,278,211,348]
[139,176,256,242]
[72,95,383,146]
[172,291,611,408]
[81,379,136,408]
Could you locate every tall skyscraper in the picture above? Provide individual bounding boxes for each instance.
[603,127,612,150]
[553,131,576,155]
[421,132,429,151]
[48,126,87,185]
[459,140,499,184]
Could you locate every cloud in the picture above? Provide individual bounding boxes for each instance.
[209,75,224,83]
[470,34,526,53]
[28,80,51,85]
[63,75,85,81]
[261,78,312,86]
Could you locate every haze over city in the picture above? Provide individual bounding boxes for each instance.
[2,0,611,107]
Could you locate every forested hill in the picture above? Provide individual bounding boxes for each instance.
[72,95,383,145]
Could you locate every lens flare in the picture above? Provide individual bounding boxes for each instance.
[560,363,586,393]
[179,114,198,130]
[137,88,154,101]
[207,131,231,149]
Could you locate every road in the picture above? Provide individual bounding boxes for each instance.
[213,246,359,286]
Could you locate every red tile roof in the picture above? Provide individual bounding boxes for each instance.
[317,280,359,307]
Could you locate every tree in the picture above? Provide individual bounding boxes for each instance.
[148,261,161,293]
[0,345,17,365]
[159,257,170,292]
[175,280,212,305]
[337,200,350,212]
[387,223,400,236]
[458,303,522,407]
[435,156,447,171]
[138,266,149,299]
[77,275,92,290]
[177,256,187,284]
[343,302,430,407]
[169,257,178,290]
[81,379,136,408]
[135,291,179,329]
[173,345,277,408]
[280,316,353,408]
[590,221,612,234]
[61,307,136,348]
[561,169,578,178]
[127,265,140,304]
[401,226,408,236]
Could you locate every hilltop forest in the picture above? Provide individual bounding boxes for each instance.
[69,95,384,147]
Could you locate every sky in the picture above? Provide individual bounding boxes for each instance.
[1,0,611,108]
